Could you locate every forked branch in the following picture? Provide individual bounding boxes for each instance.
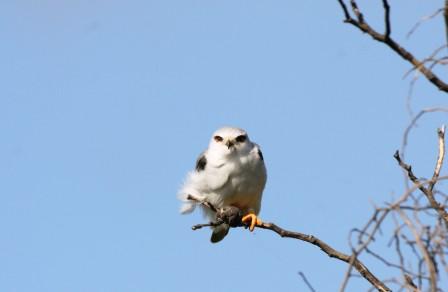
[394,126,448,227]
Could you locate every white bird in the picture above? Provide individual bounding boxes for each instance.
[178,127,267,243]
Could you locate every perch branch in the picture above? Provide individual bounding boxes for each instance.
[256,222,392,292]
[187,197,391,292]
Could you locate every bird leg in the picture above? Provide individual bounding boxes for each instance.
[242,213,262,231]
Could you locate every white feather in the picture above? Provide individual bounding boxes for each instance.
[178,127,267,223]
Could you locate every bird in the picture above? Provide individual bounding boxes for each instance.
[178,127,267,243]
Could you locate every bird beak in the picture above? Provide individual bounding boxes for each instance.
[225,140,234,149]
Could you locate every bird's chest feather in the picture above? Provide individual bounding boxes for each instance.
[218,156,265,198]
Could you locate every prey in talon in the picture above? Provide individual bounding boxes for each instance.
[178,127,267,243]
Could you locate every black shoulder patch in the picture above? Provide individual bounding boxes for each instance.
[195,154,207,171]
[257,149,264,161]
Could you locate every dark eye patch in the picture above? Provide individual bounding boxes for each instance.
[235,135,247,143]
[214,135,223,142]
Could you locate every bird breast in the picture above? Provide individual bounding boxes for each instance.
[215,153,266,211]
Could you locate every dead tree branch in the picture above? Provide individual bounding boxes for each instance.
[394,126,448,227]
[336,0,448,93]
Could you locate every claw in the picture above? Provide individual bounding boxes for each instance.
[242,213,262,231]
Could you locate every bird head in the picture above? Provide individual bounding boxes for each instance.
[209,127,252,155]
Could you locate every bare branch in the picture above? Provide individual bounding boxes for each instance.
[349,0,364,23]
[364,247,416,276]
[395,126,448,228]
[445,1,448,48]
[298,271,316,292]
[258,222,393,291]
[429,126,446,192]
[406,8,443,39]
[336,0,351,21]
[400,108,448,165]
[396,209,438,292]
[404,274,420,292]
[403,45,448,80]
[188,198,391,292]
[263,222,393,291]
[339,254,356,292]
[382,0,391,38]
[337,0,448,92]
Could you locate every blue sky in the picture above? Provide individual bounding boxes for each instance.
[1,1,447,291]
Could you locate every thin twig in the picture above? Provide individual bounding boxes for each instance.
[401,108,448,156]
[404,274,420,292]
[364,247,416,276]
[429,126,446,192]
[382,0,391,38]
[339,254,356,292]
[406,8,444,39]
[349,0,364,23]
[337,0,351,21]
[444,0,448,50]
[298,271,316,292]
[396,209,437,292]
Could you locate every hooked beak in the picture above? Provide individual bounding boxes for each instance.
[225,140,234,149]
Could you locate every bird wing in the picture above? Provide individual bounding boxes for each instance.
[257,148,264,161]
[195,152,207,171]
[178,150,230,213]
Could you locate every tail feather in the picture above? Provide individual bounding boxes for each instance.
[179,202,196,214]
[177,175,204,214]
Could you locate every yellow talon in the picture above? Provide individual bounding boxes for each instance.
[242,213,262,231]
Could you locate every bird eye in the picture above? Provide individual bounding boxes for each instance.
[214,135,223,142]
[235,135,247,143]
